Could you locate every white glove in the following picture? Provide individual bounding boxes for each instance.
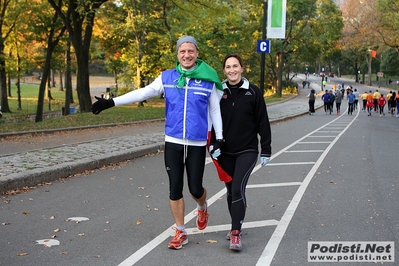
[209,145,221,160]
[261,156,270,167]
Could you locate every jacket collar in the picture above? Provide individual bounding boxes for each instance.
[222,77,250,90]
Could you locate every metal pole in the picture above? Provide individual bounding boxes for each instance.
[260,0,267,95]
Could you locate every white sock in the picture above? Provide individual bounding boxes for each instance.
[176,225,185,231]
[197,203,206,211]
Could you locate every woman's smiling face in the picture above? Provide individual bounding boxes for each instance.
[223,57,244,85]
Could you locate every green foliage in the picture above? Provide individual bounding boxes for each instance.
[10,0,399,122]
[377,0,399,51]
[116,86,132,96]
[282,85,299,95]
[381,48,399,76]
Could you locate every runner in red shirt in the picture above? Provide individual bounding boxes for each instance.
[378,94,386,116]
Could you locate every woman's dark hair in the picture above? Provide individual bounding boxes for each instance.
[223,54,244,68]
[311,89,315,93]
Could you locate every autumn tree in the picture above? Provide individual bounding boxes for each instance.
[20,0,66,121]
[95,0,243,89]
[48,0,108,113]
[117,0,167,88]
[341,0,381,85]
[0,0,21,113]
[265,0,343,96]
[377,0,399,52]
[92,0,343,98]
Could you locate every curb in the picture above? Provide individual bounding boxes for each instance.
[1,143,164,194]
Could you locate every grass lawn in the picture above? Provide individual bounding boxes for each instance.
[0,83,293,134]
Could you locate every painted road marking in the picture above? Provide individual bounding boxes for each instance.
[119,106,359,266]
[118,181,299,266]
[256,106,360,265]
[284,150,324,153]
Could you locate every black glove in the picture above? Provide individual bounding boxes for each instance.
[209,139,224,159]
[91,96,115,115]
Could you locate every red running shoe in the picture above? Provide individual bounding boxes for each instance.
[168,227,188,250]
[194,202,209,230]
[229,230,242,251]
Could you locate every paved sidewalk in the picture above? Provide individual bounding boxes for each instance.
[0,77,323,194]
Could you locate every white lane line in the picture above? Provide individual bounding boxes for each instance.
[306,136,336,138]
[186,220,280,235]
[247,182,302,189]
[256,107,360,266]
[118,229,173,266]
[297,141,331,144]
[284,150,324,153]
[267,162,315,166]
[118,108,357,266]
[118,187,228,266]
[118,180,301,266]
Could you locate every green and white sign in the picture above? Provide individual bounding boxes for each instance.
[267,0,287,39]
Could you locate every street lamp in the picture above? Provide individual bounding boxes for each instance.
[260,0,267,95]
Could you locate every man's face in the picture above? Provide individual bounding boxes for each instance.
[177,42,198,70]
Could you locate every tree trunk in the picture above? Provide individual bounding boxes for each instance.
[64,41,72,115]
[59,71,63,91]
[354,62,359,83]
[7,73,11,97]
[36,50,54,122]
[113,67,118,91]
[74,47,91,112]
[17,52,21,110]
[0,41,10,113]
[51,69,56,87]
[276,52,284,97]
[368,52,372,86]
[35,23,65,122]
[47,68,54,100]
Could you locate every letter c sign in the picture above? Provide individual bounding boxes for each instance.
[257,40,271,53]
